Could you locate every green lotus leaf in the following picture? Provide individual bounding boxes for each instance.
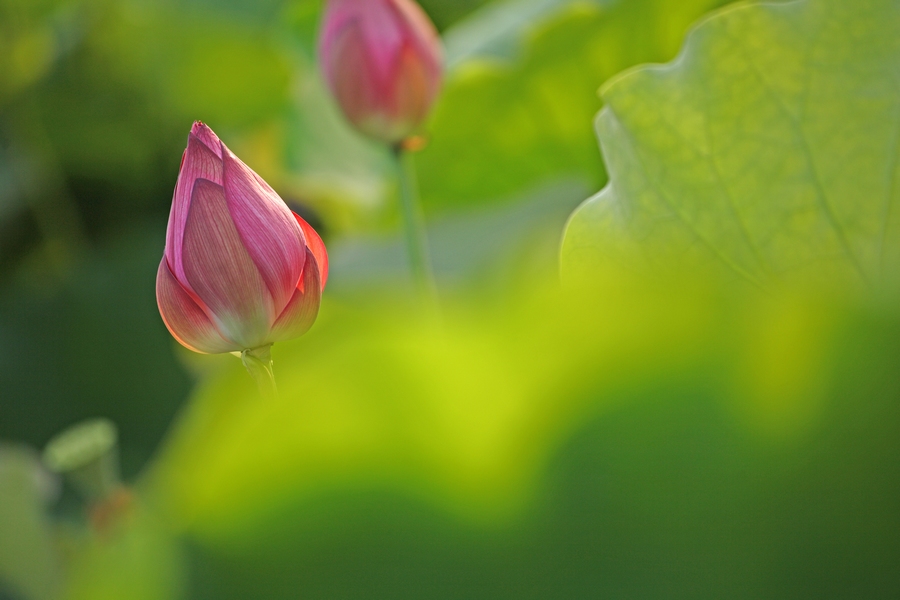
[562,0,900,289]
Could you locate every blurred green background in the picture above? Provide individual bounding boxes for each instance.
[2,0,899,598]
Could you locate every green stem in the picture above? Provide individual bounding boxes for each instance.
[393,145,438,305]
[241,345,278,400]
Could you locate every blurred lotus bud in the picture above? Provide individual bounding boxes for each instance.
[157,122,329,354]
[319,0,443,144]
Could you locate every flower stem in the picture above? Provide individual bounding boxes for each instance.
[241,345,278,400]
[392,145,438,306]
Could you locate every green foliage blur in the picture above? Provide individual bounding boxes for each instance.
[2,0,899,598]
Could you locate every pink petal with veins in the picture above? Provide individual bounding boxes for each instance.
[156,258,238,354]
[293,212,329,290]
[268,249,322,343]
[181,179,272,349]
[222,147,306,315]
[165,133,224,284]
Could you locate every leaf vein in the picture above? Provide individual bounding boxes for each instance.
[727,24,871,285]
[603,107,766,289]
[878,97,900,275]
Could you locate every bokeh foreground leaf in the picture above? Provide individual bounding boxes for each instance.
[562,0,900,288]
[142,262,861,551]
[145,269,730,544]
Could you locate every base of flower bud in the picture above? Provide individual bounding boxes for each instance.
[241,345,278,400]
[395,135,429,154]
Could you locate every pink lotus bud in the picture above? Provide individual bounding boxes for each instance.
[156,122,328,354]
[318,0,443,144]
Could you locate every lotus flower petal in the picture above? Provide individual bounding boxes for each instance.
[325,21,378,131]
[389,41,433,135]
[293,212,329,290]
[323,2,398,78]
[190,121,223,158]
[166,133,224,284]
[269,249,322,343]
[156,258,237,354]
[181,178,272,349]
[222,147,306,314]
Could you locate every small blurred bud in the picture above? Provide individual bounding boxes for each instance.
[319,0,444,144]
[43,418,120,502]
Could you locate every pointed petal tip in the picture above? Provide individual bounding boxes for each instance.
[166,141,225,275]
[190,121,223,157]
